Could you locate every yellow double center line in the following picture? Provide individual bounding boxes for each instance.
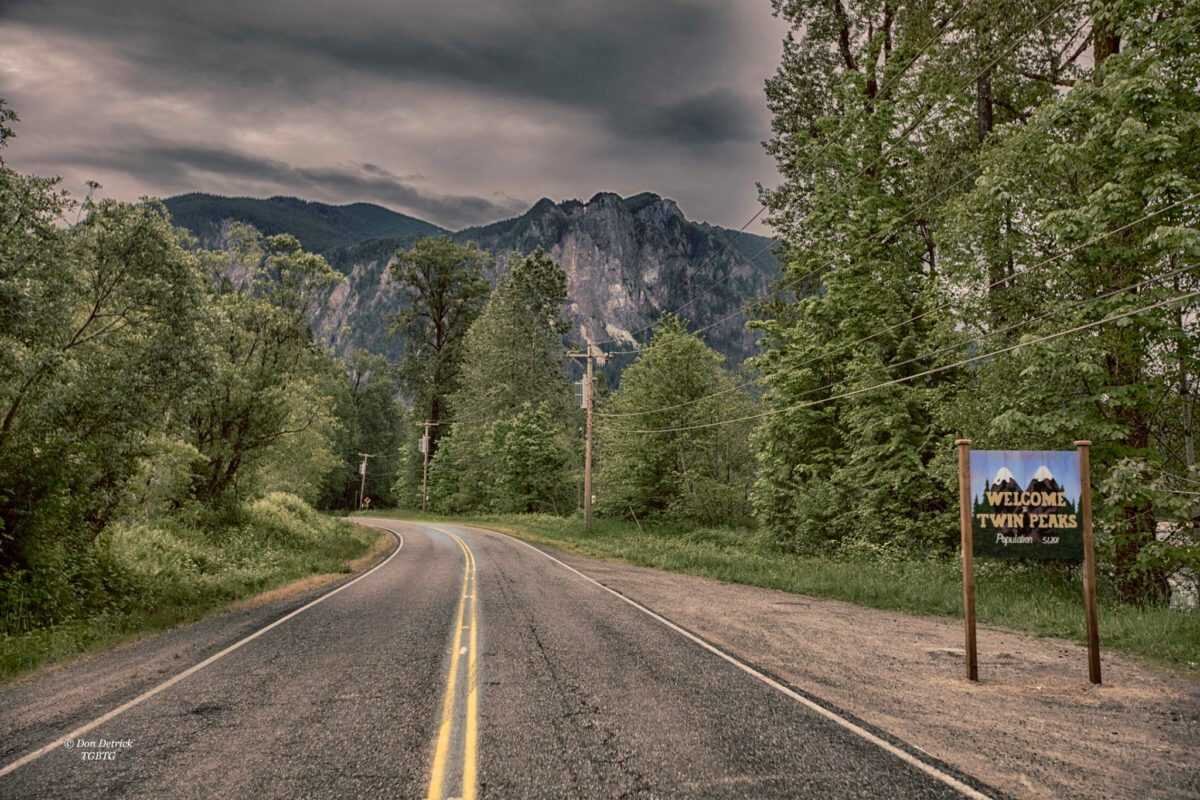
[427,529,480,800]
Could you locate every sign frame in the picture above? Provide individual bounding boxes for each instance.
[955,439,1101,685]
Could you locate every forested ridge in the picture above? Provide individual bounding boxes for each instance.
[1,0,1198,672]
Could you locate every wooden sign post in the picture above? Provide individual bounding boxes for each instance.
[1075,441,1102,685]
[956,438,979,682]
[956,440,1102,684]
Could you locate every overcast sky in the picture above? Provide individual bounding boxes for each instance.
[0,1,788,231]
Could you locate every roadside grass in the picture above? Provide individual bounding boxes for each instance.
[0,493,377,682]
[358,510,1200,671]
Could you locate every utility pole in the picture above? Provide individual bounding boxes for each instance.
[420,421,432,512]
[570,343,596,531]
[585,343,595,530]
[356,452,375,511]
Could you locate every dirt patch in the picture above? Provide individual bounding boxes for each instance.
[539,548,1200,800]
[230,527,395,611]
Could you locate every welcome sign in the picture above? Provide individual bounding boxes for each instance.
[969,450,1083,561]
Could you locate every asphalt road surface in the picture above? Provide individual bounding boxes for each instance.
[0,520,997,799]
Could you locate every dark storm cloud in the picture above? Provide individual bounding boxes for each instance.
[2,0,758,147]
[628,89,762,147]
[0,0,786,229]
[69,142,525,228]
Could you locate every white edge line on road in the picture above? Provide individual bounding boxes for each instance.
[466,524,992,800]
[0,525,405,779]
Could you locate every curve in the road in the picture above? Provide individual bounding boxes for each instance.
[0,519,1002,799]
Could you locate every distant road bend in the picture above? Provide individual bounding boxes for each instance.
[0,519,997,799]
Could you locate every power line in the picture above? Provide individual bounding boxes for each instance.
[596,194,1198,418]
[596,259,1200,420]
[600,164,984,360]
[770,192,1200,378]
[600,5,1194,370]
[773,261,1200,403]
[598,10,1200,407]
[612,288,1200,435]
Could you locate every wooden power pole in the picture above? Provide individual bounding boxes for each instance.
[356,452,374,511]
[571,344,596,531]
[420,421,432,512]
[584,343,594,531]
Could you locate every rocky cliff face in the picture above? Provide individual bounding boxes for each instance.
[165,190,779,370]
[315,192,778,368]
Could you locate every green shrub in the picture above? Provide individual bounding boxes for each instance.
[1,493,372,680]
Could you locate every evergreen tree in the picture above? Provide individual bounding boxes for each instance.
[390,238,490,459]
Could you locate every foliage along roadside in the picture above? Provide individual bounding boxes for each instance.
[750,1,1200,600]
[0,494,376,682]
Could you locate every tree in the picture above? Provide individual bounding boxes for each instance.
[488,403,571,514]
[319,351,408,510]
[451,249,572,420]
[0,188,206,568]
[941,0,1200,600]
[429,250,576,513]
[752,1,1103,555]
[390,238,490,458]
[596,316,756,527]
[185,228,342,513]
[755,2,1200,594]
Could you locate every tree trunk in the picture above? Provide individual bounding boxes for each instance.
[1105,345,1171,603]
[1093,21,1121,80]
[976,72,994,144]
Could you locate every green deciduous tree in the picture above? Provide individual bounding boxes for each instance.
[318,351,408,510]
[940,0,1200,600]
[755,1,1200,597]
[1,185,206,568]
[596,317,756,527]
[489,403,572,514]
[185,227,343,513]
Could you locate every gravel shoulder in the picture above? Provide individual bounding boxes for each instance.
[482,529,1200,800]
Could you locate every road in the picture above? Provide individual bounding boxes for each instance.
[0,519,996,799]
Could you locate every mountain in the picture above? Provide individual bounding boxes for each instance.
[454,192,776,363]
[163,194,446,254]
[164,191,780,369]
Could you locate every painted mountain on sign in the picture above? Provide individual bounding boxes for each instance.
[1024,466,1075,542]
[986,466,1021,494]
